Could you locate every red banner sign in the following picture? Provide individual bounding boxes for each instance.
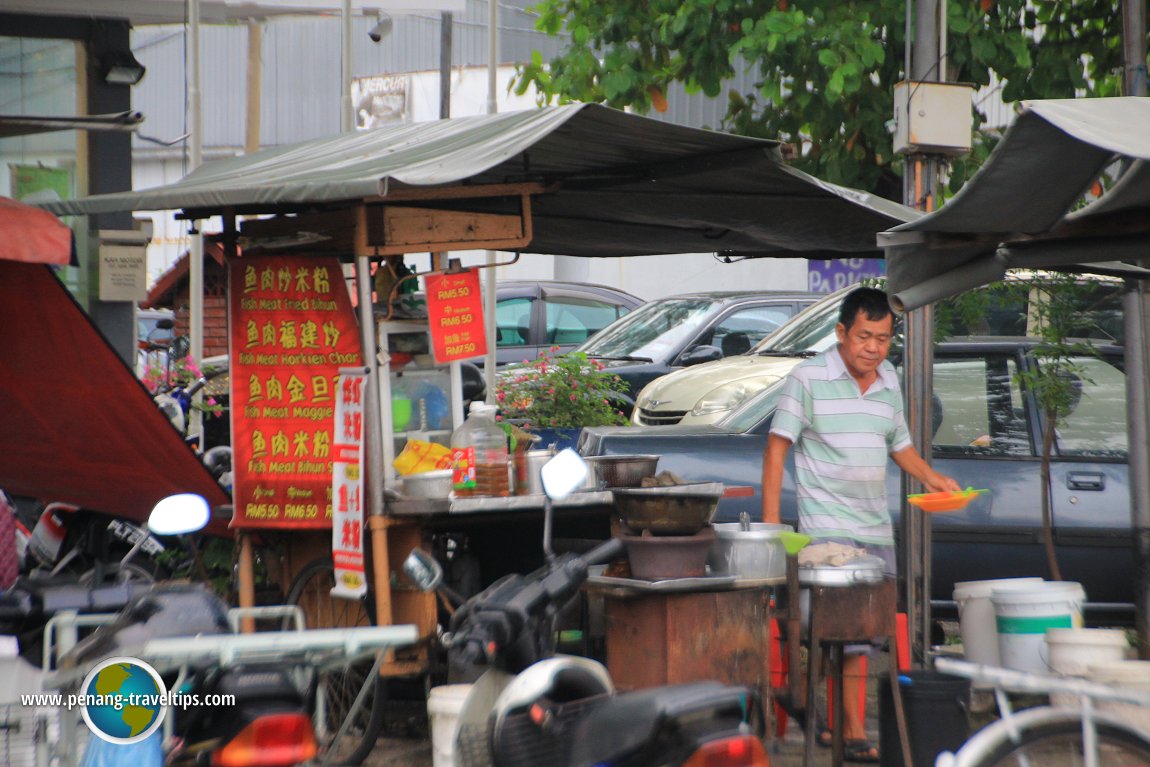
[228,255,363,529]
[424,269,487,364]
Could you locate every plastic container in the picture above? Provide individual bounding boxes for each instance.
[450,403,510,497]
[953,577,1044,666]
[879,670,971,767]
[992,581,1085,673]
[427,684,472,767]
[391,378,413,431]
[1087,659,1150,731]
[1044,627,1130,706]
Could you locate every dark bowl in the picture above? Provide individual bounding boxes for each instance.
[611,482,723,535]
[585,454,660,488]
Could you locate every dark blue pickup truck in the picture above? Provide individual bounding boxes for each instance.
[579,337,1132,624]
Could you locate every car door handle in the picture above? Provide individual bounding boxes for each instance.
[1066,472,1105,491]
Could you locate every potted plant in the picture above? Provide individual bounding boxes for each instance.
[495,347,631,449]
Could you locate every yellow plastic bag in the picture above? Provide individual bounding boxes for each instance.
[393,439,452,475]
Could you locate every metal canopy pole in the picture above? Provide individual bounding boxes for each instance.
[1121,0,1149,659]
[483,0,499,401]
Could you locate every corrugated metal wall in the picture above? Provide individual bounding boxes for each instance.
[131,0,576,155]
[129,0,755,158]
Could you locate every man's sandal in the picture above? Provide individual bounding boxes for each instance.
[844,739,880,763]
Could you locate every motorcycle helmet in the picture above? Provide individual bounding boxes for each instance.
[202,446,233,489]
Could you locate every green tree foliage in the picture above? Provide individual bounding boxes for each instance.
[517,0,1129,195]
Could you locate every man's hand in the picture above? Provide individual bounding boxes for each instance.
[891,446,961,493]
[923,472,962,493]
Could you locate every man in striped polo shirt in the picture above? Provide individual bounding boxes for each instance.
[763,286,958,762]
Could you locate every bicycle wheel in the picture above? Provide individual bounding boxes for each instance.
[948,707,1150,767]
[286,556,384,766]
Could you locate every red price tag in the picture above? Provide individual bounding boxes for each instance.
[425,270,488,364]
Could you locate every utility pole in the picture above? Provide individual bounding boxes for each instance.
[899,0,943,666]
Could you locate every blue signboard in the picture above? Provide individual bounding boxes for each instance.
[808,258,885,293]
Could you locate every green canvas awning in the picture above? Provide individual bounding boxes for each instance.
[45,103,918,259]
[880,97,1150,311]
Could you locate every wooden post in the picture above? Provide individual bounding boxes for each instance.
[238,532,255,633]
[369,515,394,628]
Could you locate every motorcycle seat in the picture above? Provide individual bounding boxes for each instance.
[568,682,758,764]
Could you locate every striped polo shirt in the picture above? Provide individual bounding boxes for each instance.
[769,347,911,546]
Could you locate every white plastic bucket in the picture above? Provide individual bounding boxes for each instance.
[427,684,472,767]
[1087,659,1150,731]
[1044,627,1129,706]
[953,578,1044,666]
[991,581,1085,673]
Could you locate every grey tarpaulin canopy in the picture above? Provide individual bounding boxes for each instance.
[44,103,918,257]
[880,97,1150,311]
[879,96,1150,655]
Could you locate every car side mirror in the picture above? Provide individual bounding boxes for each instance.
[679,345,722,367]
[459,361,486,402]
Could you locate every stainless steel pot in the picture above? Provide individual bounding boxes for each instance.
[797,554,887,587]
[708,522,793,579]
[523,449,598,495]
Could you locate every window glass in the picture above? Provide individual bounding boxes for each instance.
[545,296,624,346]
[711,306,796,355]
[578,297,720,360]
[0,36,80,294]
[906,355,1030,456]
[1047,355,1127,457]
[494,297,533,347]
[754,294,849,355]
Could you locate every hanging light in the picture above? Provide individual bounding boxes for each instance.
[100,50,147,85]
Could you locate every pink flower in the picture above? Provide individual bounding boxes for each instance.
[569,394,577,401]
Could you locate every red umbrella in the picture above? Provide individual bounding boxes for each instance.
[0,195,73,264]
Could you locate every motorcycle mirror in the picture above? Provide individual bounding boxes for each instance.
[148,493,211,536]
[540,448,588,501]
[402,548,443,592]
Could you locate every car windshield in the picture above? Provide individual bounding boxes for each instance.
[751,291,844,356]
[577,297,723,360]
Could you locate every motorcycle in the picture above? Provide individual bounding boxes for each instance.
[404,449,769,767]
[59,494,320,767]
[16,498,172,586]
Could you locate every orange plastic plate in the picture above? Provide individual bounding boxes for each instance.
[906,490,979,513]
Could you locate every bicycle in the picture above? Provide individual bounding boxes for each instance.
[934,656,1150,767]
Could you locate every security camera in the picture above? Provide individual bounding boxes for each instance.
[368,14,393,42]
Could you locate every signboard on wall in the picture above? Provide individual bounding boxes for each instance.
[808,258,886,293]
[353,74,411,130]
[98,244,148,301]
[228,255,364,529]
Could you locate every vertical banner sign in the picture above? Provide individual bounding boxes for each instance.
[424,270,487,364]
[331,370,367,599]
[228,255,364,528]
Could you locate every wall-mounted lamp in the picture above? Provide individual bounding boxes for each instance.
[368,13,393,43]
[100,50,147,85]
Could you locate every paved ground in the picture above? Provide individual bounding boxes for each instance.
[360,651,993,767]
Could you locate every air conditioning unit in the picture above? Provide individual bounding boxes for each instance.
[892,81,974,156]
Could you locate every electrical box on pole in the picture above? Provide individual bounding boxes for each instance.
[893,81,975,156]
